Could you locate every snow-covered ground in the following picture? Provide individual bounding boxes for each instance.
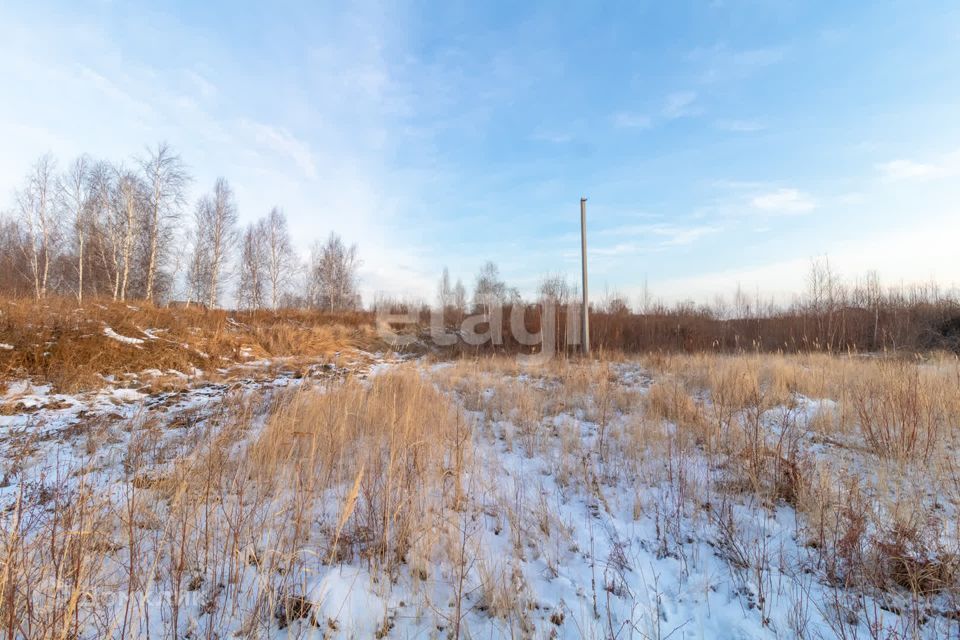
[0,356,956,638]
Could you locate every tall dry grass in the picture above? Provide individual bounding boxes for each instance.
[436,352,958,632]
[3,346,959,637]
[250,372,470,569]
[0,369,471,637]
[0,296,378,391]
[636,351,960,625]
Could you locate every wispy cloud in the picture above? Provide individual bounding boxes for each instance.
[690,45,786,84]
[611,112,652,129]
[715,119,765,132]
[77,65,155,120]
[530,129,574,143]
[662,91,699,119]
[877,151,960,180]
[559,220,718,260]
[184,70,217,100]
[612,91,699,131]
[600,222,719,245]
[238,119,318,179]
[749,188,816,214]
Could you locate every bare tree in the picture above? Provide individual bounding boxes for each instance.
[184,214,210,306]
[864,269,882,346]
[472,260,506,315]
[139,143,189,303]
[437,267,453,310]
[58,156,93,303]
[308,232,360,311]
[112,167,145,301]
[263,207,297,309]
[537,272,571,306]
[638,276,653,314]
[85,161,115,298]
[537,273,573,350]
[807,256,843,348]
[0,217,30,294]
[237,221,267,310]
[84,162,127,301]
[192,178,238,308]
[452,278,467,315]
[16,155,57,299]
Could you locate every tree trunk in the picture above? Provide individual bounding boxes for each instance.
[77,235,84,304]
[145,203,159,302]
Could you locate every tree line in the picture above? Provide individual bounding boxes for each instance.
[415,257,960,354]
[0,145,362,310]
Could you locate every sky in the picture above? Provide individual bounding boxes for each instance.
[1,1,959,307]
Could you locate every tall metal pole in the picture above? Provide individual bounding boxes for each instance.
[580,197,590,355]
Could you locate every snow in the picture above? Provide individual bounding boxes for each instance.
[103,326,145,345]
[1,356,954,638]
[0,342,13,350]
[307,567,393,633]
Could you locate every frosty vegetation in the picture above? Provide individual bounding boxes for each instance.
[1,147,959,639]
[1,331,958,638]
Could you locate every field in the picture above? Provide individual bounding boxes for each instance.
[1,303,959,638]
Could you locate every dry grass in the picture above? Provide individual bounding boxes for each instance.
[441,352,959,632]
[0,369,470,637]
[0,296,378,391]
[250,372,470,569]
[2,348,959,637]
[637,351,960,621]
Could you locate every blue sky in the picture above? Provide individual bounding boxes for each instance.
[2,1,959,305]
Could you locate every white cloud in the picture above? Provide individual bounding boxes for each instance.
[579,222,720,260]
[877,152,960,180]
[237,119,318,179]
[77,65,155,120]
[716,119,765,132]
[612,92,698,130]
[599,223,719,246]
[749,188,816,214]
[612,112,652,129]
[636,211,960,305]
[530,129,574,143]
[690,45,786,84]
[184,70,217,100]
[662,91,699,119]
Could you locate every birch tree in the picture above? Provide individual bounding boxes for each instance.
[193,178,238,308]
[139,143,189,303]
[85,162,126,300]
[184,214,210,306]
[58,156,92,303]
[472,261,506,315]
[15,155,57,299]
[112,168,144,301]
[437,267,452,310]
[263,207,297,309]
[237,222,267,310]
[308,233,360,311]
[452,278,467,314]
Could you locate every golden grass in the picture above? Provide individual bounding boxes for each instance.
[250,372,470,569]
[3,347,959,637]
[0,296,378,391]
[437,352,960,615]
[0,370,470,637]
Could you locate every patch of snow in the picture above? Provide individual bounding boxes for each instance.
[103,327,145,346]
[109,387,146,403]
[0,343,13,350]
[307,567,392,633]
